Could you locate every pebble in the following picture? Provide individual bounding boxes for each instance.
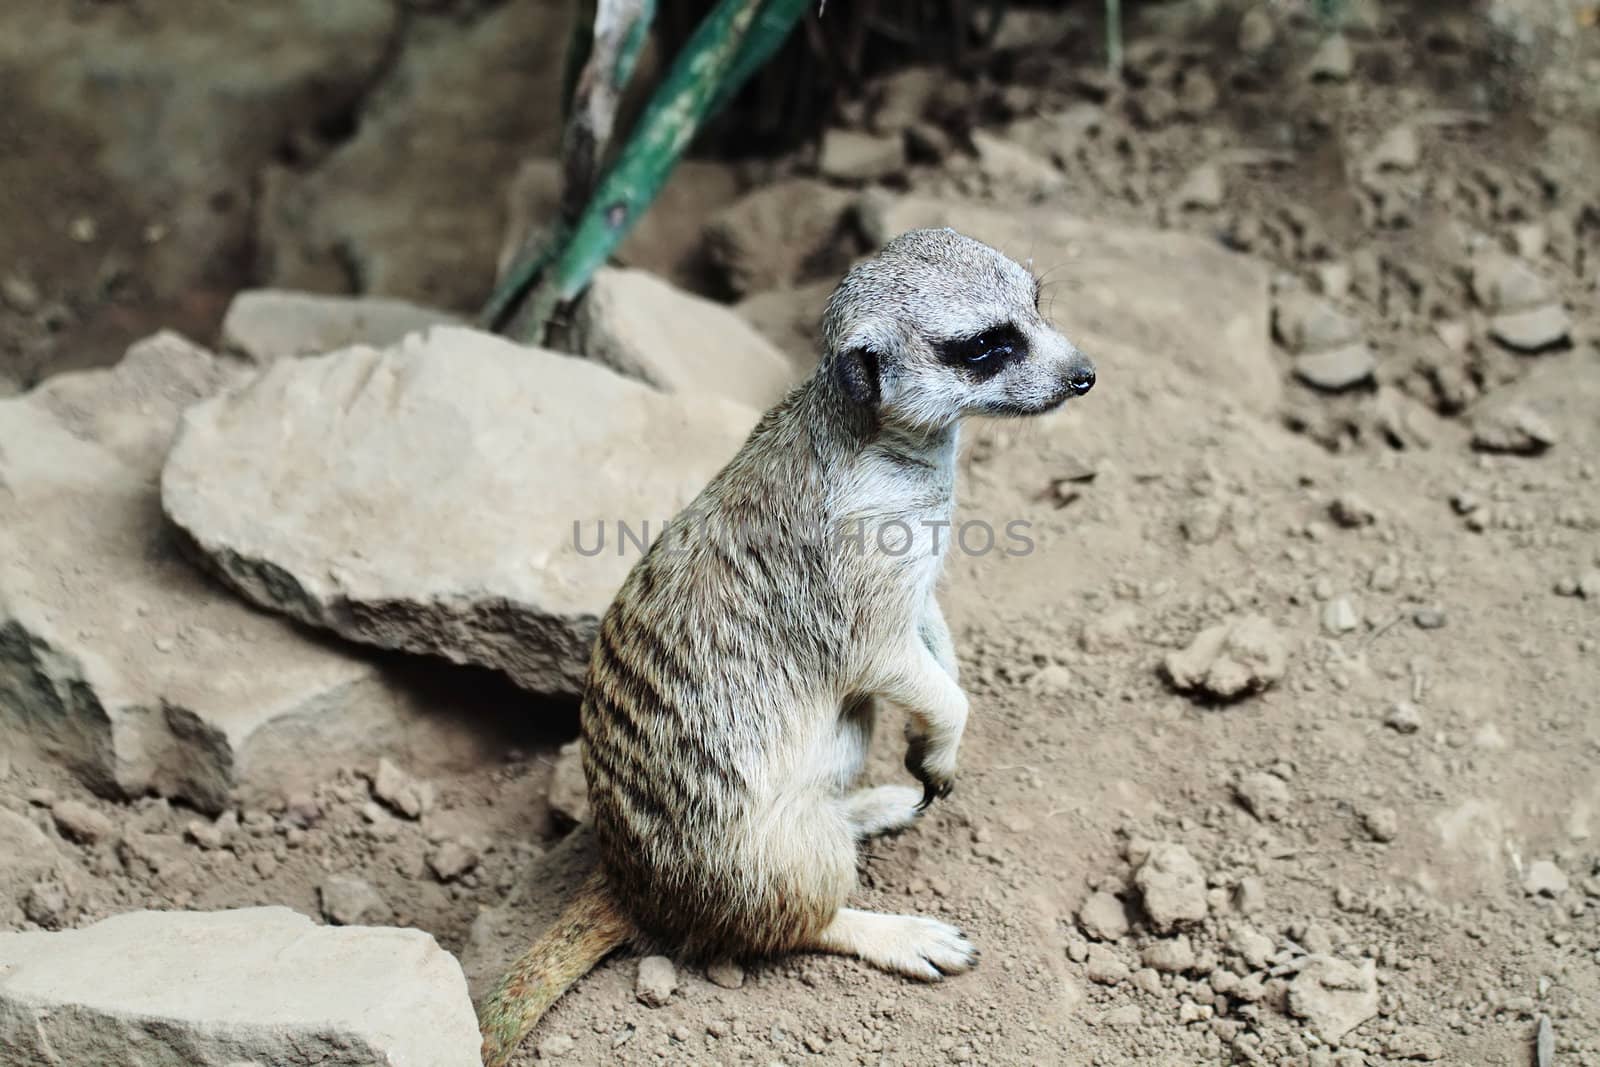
[1066,938,1089,963]
[0,273,41,313]
[1322,597,1360,635]
[1523,860,1569,898]
[22,879,69,928]
[1234,876,1266,914]
[1238,7,1276,53]
[1288,957,1379,1044]
[1229,924,1276,970]
[1275,292,1361,354]
[1142,936,1195,974]
[1413,608,1447,630]
[1135,843,1209,932]
[50,800,114,844]
[427,840,480,882]
[319,874,388,925]
[1131,968,1163,996]
[1077,891,1130,941]
[1471,405,1558,455]
[1362,806,1400,843]
[1295,344,1377,391]
[185,818,226,850]
[1307,35,1354,81]
[371,758,434,820]
[1366,124,1420,172]
[1537,1015,1554,1067]
[1085,944,1131,985]
[1233,771,1291,822]
[706,960,746,989]
[1384,701,1423,733]
[538,1033,576,1059]
[1128,87,1179,128]
[1173,163,1226,211]
[1471,252,1554,312]
[1490,305,1572,352]
[1329,493,1376,528]
[635,955,678,1007]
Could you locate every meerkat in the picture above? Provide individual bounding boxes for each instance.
[479,227,1095,1065]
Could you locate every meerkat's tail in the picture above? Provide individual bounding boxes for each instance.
[478,869,633,1066]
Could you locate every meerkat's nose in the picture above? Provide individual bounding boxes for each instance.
[1066,367,1095,396]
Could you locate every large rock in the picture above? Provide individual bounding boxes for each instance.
[162,327,759,696]
[858,194,1278,415]
[220,289,463,364]
[0,333,491,812]
[702,179,856,296]
[0,0,397,303]
[572,267,798,408]
[257,1,573,311]
[0,907,480,1066]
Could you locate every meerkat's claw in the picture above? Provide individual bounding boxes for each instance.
[916,777,953,811]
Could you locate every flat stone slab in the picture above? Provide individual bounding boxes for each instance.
[572,267,798,409]
[221,288,463,364]
[0,906,480,1067]
[162,326,758,696]
[0,333,491,812]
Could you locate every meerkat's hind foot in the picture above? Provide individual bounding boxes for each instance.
[842,784,924,839]
[811,908,977,981]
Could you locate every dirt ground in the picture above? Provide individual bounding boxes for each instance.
[3,2,1598,1065]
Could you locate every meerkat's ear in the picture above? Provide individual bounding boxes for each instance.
[833,345,881,407]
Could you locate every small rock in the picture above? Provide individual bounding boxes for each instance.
[1085,944,1130,985]
[22,879,70,928]
[1384,701,1423,733]
[1385,1026,1445,1060]
[428,840,480,882]
[1,274,41,313]
[1329,493,1376,528]
[636,955,678,1007]
[1295,344,1377,391]
[1361,806,1399,843]
[1164,615,1288,700]
[1471,405,1558,455]
[1101,1003,1144,1026]
[547,741,590,828]
[538,1033,577,1059]
[1233,772,1291,822]
[818,129,906,183]
[1173,164,1226,211]
[1523,860,1569,898]
[1227,923,1275,970]
[1077,891,1131,941]
[1307,35,1354,81]
[1413,608,1447,630]
[50,800,114,845]
[1490,305,1571,352]
[1238,7,1276,53]
[1536,1015,1554,1067]
[1275,292,1361,354]
[1142,936,1195,974]
[1287,956,1379,1044]
[319,875,388,926]
[1366,125,1420,172]
[706,960,745,989]
[1578,570,1600,599]
[1135,843,1208,932]
[1233,877,1267,914]
[185,818,226,850]
[1316,262,1352,301]
[970,131,1065,197]
[1176,70,1219,118]
[372,758,434,820]
[1471,252,1555,312]
[1322,596,1360,635]
[1129,87,1179,128]
[1513,223,1547,261]
[1066,938,1089,963]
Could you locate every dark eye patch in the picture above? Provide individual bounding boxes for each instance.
[934,322,1028,381]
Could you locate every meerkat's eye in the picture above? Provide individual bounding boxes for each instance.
[935,323,1027,379]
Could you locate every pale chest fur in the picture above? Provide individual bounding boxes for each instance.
[832,427,959,627]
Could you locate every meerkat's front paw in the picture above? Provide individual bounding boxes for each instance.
[904,728,958,810]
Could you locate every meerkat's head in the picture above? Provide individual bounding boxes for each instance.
[820,227,1096,430]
